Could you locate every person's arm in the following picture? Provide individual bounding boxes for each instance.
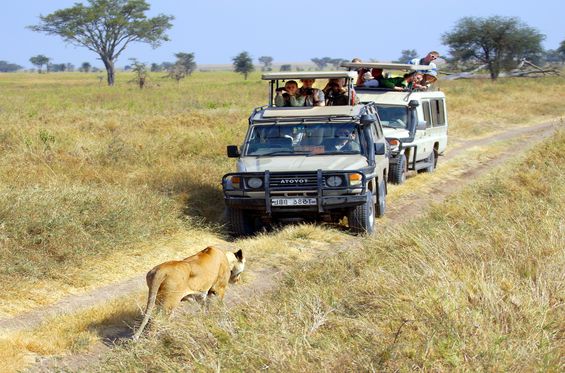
[289,94,305,107]
[274,93,286,107]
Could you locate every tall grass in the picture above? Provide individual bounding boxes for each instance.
[91,131,565,372]
[0,71,563,316]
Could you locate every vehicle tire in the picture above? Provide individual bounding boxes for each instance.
[418,149,437,173]
[388,154,407,184]
[225,207,256,236]
[348,191,375,234]
[375,179,386,218]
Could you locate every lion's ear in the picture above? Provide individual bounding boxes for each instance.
[234,249,243,261]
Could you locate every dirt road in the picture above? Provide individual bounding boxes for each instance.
[2,120,559,372]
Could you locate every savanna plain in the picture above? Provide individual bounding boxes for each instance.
[0,71,564,372]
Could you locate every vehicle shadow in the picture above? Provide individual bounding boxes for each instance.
[155,174,224,227]
[178,180,226,226]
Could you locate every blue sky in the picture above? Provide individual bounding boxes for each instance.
[1,0,563,68]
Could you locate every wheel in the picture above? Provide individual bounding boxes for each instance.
[225,207,256,236]
[388,154,407,184]
[375,179,386,218]
[347,191,375,234]
[418,149,437,173]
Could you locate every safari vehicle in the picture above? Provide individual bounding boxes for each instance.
[222,71,389,236]
[342,62,448,184]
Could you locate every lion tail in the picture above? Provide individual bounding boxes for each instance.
[133,267,165,340]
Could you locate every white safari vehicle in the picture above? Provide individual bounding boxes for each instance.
[342,62,448,184]
[222,71,389,236]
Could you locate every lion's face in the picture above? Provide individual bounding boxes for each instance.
[229,250,245,283]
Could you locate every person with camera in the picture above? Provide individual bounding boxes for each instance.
[274,80,306,107]
[324,78,353,106]
[298,79,325,106]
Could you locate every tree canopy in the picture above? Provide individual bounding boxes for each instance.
[558,40,565,60]
[175,52,197,76]
[166,52,197,83]
[29,0,173,85]
[258,56,273,71]
[233,51,254,80]
[29,55,50,73]
[394,49,418,64]
[442,16,545,79]
[0,61,22,72]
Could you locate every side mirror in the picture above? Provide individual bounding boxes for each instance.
[416,121,427,131]
[408,100,420,108]
[227,145,240,158]
[360,114,377,126]
[374,142,386,155]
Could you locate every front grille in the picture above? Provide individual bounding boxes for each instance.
[269,173,320,190]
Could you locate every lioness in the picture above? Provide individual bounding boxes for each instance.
[133,246,245,340]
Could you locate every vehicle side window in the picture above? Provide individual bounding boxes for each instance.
[422,101,431,128]
[431,99,446,126]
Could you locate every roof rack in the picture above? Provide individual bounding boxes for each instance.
[248,103,376,124]
[340,62,431,71]
[262,71,358,80]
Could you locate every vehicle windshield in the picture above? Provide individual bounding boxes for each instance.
[245,123,362,156]
[376,105,408,129]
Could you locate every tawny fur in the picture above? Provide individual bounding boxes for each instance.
[133,246,244,340]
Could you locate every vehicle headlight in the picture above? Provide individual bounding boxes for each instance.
[247,177,263,189]
[326,175,343,187]
[348,173,362,186]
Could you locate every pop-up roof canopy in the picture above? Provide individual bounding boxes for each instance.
[262,71,358,80]
[340,62,431,71]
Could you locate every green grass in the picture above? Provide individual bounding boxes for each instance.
[90,130,565,372]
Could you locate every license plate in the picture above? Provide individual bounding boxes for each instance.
[271,198,317,206]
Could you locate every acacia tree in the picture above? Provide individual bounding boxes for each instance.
[29,0,173,86]
[80,62,92,72]
[258,56,273,71]
[233,51,254,80]
[442,16,545,80]
[166,52,196,84]
[174,52,197,76]
[311,57,331,69]
[394,49,418,63]
[129,58,148,89]
[29,55,50,73]
[558,40,565,61]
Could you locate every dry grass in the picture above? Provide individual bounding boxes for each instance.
[1,72,563,316]
[0,224,348,372]
[0,71,564,371]
[439,76,564,140]
[88,130,565,372]
[0,294,142,373]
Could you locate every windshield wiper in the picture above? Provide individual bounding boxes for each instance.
[254,150,309,156]
[322,151,360,155]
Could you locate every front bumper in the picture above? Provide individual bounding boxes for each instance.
[222,169,369,215]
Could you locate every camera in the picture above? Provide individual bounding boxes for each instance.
[303,88,314,95]
[275,87,286,93]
